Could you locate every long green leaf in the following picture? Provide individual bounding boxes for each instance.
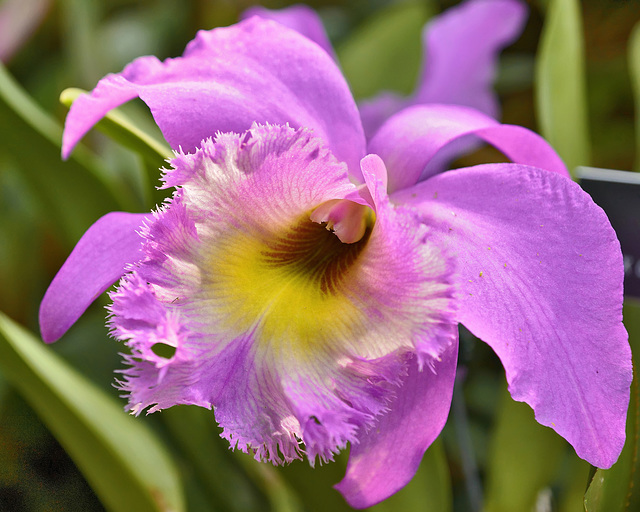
[369,438,452,512]
[584,300,640,512]
[0,63,137,243]
[336,0,433,100]
[630,21,640,172]
[162,405,272,512]
[535,0,591,173]
[0,312,185,512]
[484,382,566,512]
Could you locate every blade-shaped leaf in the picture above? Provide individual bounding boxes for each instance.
[630,21,640,172]
[0,311,185,512]
[535,0,591,173]
[583,300,640,512]
[161,405,274,512]
[0,62,137,243]
[484,382,566,512]
[336,0,432,99]
[369,437,452,512]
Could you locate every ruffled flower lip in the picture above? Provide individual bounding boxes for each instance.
[108,123,457,466]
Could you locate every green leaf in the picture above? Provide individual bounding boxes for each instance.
[235,452,303,512]
[162,406,272,512]
[558,456,591,512]
[535,0,591,173]
[0,62,137,243]
[336,0,433,100]
[60,87,173,166]
[0,311,185,512]
[583,300,640,512]
[484,382,566,512]
[368,438,452,512]
[629,21,640,172]
[277,436,451,512]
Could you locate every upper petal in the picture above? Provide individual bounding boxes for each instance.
[335,343,458,509]
[240,5,336,60]
[62,18,365,177]
[39,212,147,343]
[369,104,568,193]
[393,164,632,468]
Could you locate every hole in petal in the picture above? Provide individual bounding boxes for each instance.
[150,343,176,359]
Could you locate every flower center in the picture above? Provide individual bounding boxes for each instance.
[264,203,374,293]
[310,199,375,243]
[202,204,375,355]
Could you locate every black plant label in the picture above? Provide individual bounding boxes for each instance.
[578,166,640,300]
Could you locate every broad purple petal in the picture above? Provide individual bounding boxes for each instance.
[241,4,336,60]
[369,104,568,193]
[394,164,632,468]
[39,212,147,343]
[336,343,458,509]
[62,18,365,177]
[359,0,527,138]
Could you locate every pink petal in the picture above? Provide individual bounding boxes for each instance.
[39,212,147,343]
[369,104,568,193]
[62,18,365,177]
[336,343,458,509]
[394,164,632,468]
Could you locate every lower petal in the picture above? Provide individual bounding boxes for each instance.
[39,211,147,343]
[335,342,458,509]
[393,164,632,468]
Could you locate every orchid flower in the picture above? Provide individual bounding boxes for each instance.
[39,2,631,509]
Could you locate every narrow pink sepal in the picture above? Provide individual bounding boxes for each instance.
[336,343,458,509]
[61,73,139,159]
[39,212,147,343]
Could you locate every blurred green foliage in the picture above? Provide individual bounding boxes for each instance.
[535,0,591,173]
[0,0,639,511]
